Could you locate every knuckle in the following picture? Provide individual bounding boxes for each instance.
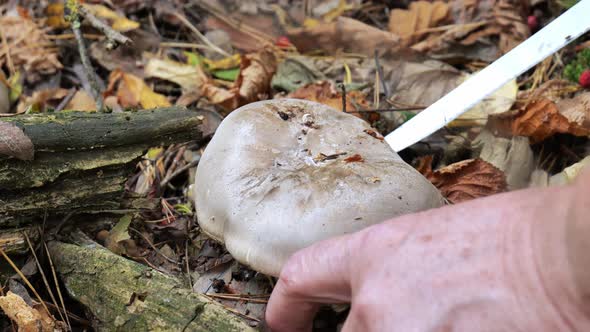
[277,251,308,295]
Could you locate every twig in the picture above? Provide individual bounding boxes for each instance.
[172,12,231,57]
[205,293,269,304]
[160,159,199,188]
[78,5,131,50]
[66,0,104,112]
[374,50,389,99]
[129,227,179,265]
[0,247,52,318]
[43,242,72,331]
[55,88,77,112]
[23,234,68,329]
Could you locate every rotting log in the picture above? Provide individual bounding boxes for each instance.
[48,238,255,332]
[0,108,204,227]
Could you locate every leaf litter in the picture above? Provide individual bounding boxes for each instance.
[0,0,589,330]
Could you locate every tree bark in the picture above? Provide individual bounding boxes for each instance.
[0,108,204,227]
[48,238,255,332]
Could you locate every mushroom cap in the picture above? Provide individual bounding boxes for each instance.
[194,99,444,276]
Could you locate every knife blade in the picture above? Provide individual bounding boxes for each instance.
[384,0,590,152]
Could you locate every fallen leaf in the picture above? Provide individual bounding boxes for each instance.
[0,121,34,160]
[287,81,372,119]
[66,90,96,111]
[473,130,534,190]
[0,15,62,82]
[236,49,277,103]
[449,77,517,126]
[548,156,590,186]
[515,79,578,107]
[556,92,590,129]
[82,4,141,32]
[389,1,450,46]
[145,58,208,92]
[0,291,56,332]
[386,58,463,107]
[417,156,507,203]
[16,88,69,114]
[412,0,529,62]
[198,49,277,112]
[106,70,171,109]
[287,16,400,56]
[487,98,590,143]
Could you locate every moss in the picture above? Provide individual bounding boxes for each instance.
[564,48,590,83]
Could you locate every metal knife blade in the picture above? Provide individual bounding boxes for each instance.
[384,0,590,152]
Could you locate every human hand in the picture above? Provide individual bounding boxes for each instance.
[265,177,590,331]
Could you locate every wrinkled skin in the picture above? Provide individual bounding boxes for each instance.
[266,169,590,331]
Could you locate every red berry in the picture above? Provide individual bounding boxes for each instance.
[579,70,590,89]
[527,15,538,31]
[276,36,292,48]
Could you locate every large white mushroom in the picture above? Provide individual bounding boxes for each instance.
[194,99,444,277]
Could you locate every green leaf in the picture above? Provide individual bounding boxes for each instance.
[174,204,193,215]
[184,51,204,67]
[110,214,132,243]
[212,68,240,81]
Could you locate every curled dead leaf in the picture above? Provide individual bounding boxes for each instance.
[417,156,507,203]
[556,92,590,129]
[199,49,277,113]
[487,98,590,143]
[389,1,450,46]
[0,121,34,160]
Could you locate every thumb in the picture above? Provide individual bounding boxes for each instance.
[265,233,355,331]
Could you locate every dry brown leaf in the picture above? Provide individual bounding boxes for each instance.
[16,88,69,114]
[105,70,171,109]
[556,92,590,129]
[236,50,277,103]
[516,79,578,107]
[0,291,56,332]
[0,15,62,82]
[488,98,590,143]
[66,90,96,111]
[414,0,529,62]
[199,49,277,113]
[389,1,450,46]
[287,81,372,119]
[287,16,400,56]
[417,156,507,203]
[0,121,34,160]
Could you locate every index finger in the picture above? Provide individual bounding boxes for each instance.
[265,234,355,331]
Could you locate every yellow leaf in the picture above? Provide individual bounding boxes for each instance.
[140,85,171,109]
[46,3,69,29]
[449,77,517,127]
[303,18,321,28]
[108,70,171,109]
[203,54,241,71]
[323,0,355,22]
[145,58,207,91]
[82,4,140,32]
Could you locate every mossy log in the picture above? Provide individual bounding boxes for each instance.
[48,239,255,332]
[0,108,204,227]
